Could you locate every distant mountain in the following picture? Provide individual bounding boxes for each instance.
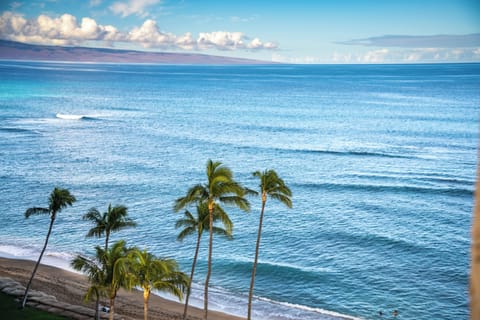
[0,40,273,64]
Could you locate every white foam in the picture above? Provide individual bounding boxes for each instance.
[0,243,79,273]
[0,243,356,319]
[56,113,85,120]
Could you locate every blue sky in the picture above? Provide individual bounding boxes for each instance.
[0,0,479,63]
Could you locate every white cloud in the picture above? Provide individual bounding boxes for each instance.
[175,32,196,50]
[361,48,390,63]
[331,47,480,64]
[196,31,277,51]
[339,34,480,48]
[197,31,244,50]
[0,11,278,52]
[110,0,160,18]
[0,11,122,45]
[127,19,176,48]
[271,53,320,64]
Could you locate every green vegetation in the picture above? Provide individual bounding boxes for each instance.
[247,169,292,320]
[175,202,233,320]
[174,160,250,320]
[22,187,76,309]
[19,160,292,320]
[0,291,69,319]
[126,248,189,320]
[83,204,137,252]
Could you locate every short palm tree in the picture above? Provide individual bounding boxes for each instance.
[101,239,134,320]
[71,250,107,320]
[83,204,136,252]
[21,187,76,308]
[127,248,189,320]
[247,170,292,320]
[176,203,233,320]
[174,159,250,320]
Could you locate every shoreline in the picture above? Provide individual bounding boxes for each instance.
[0,256,245,320]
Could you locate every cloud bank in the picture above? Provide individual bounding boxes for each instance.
[0,11,278,52]
[332,47,480,64]
[339,34,480,48]
[335,33,480,63]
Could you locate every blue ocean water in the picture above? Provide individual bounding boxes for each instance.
[0,61,478,320]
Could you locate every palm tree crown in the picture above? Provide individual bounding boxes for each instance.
[176,202,233,241]
[83,204,137,251]
[253,169,292,207]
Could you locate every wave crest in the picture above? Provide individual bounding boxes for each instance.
[56,113,99,121]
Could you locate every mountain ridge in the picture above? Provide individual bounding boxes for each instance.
[0,40,274,64]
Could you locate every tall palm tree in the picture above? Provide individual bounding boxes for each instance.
[83,204,137,251]
[21,187,76,308]
[127,248,189,320]
[174,159,250,320]
[175,203,233,320]
[248,170,292,320]
[471,172,480,319]
[71,250,107,320]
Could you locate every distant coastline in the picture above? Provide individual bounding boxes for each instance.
[0,40,275,65]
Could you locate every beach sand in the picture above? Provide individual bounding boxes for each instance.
[0,257,245,320]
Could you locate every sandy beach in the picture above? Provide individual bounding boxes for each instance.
[0,257,245,320]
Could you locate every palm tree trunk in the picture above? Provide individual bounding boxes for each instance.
[109,296,115,320]
[471,170,480,319]
[105,231,110,252]
[144,289,150,320]
[95,294,100,320]
[204,203,214,320]
[183,232,202,320]
[247,197,266,320]
[21,217,55,308]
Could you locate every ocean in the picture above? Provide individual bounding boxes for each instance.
[0,61,478,320]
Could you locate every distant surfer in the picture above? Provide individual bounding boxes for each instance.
[393,309,398,317]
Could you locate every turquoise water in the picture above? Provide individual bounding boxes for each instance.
[0,61,478,320]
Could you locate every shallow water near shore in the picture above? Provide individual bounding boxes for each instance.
[0,61,478,320]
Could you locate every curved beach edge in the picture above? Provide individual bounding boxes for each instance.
[0,257,245,320]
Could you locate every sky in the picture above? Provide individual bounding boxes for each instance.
[0,0,479,63]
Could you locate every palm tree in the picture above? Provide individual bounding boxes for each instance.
[471,174,480,319]
[97,239,134,320]
[71,251,107,320]
[247,170,292,320]
[176,203,233,320]
[21,187,76,308]
[174,159,250,320]
[127,248,189,320]
[83,204,137,252]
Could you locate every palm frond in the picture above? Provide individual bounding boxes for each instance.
[83,207,101,222]
[270,192,293,208]
[24,207,49,218]
[174,184,206,211]
[212,226,233,239]
[219,195,250,211]
[177,226,196,241]
[213,206,233,235]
